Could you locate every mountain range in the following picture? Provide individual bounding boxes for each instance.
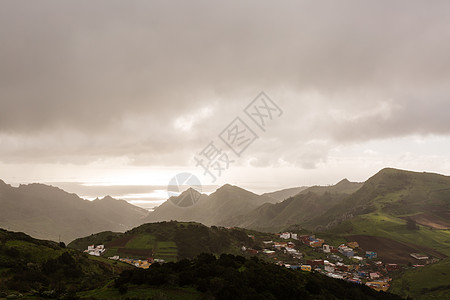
[0,180,149,242]
[223,179,363,232]
[1,168,449,250]
[144,184,279,226]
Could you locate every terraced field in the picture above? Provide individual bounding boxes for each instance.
[104,234,178,261]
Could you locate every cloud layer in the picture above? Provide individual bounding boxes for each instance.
[1,1,450,171]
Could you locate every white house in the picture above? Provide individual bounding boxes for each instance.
[279,232,291,239]
[85,244,106,256]
[324,265,335,273]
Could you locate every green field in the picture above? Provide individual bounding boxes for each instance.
[155,241,178,261]
[390,258,450,299]
[124,234,155,248]
[3,240,64,263]
[103,234,178,262]
[330,212,450,257]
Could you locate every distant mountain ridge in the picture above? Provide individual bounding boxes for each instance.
[224,178,363,232]
[262,186,308,201]
[145,184,279,226]
[0,181,149,242]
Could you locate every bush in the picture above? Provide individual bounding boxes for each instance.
[118,285,128,295]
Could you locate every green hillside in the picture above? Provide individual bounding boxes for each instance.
[69,221,252,261]
[328,212,450,257]
[0,228,131,299]
[390,258,450,299]
[311,169,450,258]
[310,168,450,230]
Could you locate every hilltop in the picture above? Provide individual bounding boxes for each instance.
[69,221,252,261]
[145,184,278,226]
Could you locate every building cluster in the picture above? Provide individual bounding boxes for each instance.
[118,258,151,269]
[82,244,167,269]
[307,259,395,292]
[262,234,398,292]
[109,255,166,269]
[298,235,325,248]
[84,244,106,256]
[279,232,298,240]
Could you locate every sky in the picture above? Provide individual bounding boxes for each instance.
[1,1,450,208]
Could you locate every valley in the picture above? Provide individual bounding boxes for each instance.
[0,167,449,299]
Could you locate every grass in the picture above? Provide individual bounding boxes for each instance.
[101,234,179,262]
[390,258,450,299]
[313,232,347,247]
[4,240,64,263]
[87,255,133,274]
[155,241,178,262]
[125,234,155,249]
[330,212,450,256]
[103,247,120,257]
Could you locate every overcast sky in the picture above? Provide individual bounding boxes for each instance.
[1,1,450,207]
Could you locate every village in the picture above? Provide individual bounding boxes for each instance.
[83,230,437,293]
[83,244,165,269]
[241,231,437,292]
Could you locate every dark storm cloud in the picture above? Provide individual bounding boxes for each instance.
[1,0,449,168]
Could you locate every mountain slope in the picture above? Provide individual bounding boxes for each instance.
[262,186,308,202]
[0,228,130,299]
[0,180,149,242]
[225,179,362,232]
[145,184,278,226]
[308,168,450,230]
[310,168,450,256]
[390,258,450,299]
